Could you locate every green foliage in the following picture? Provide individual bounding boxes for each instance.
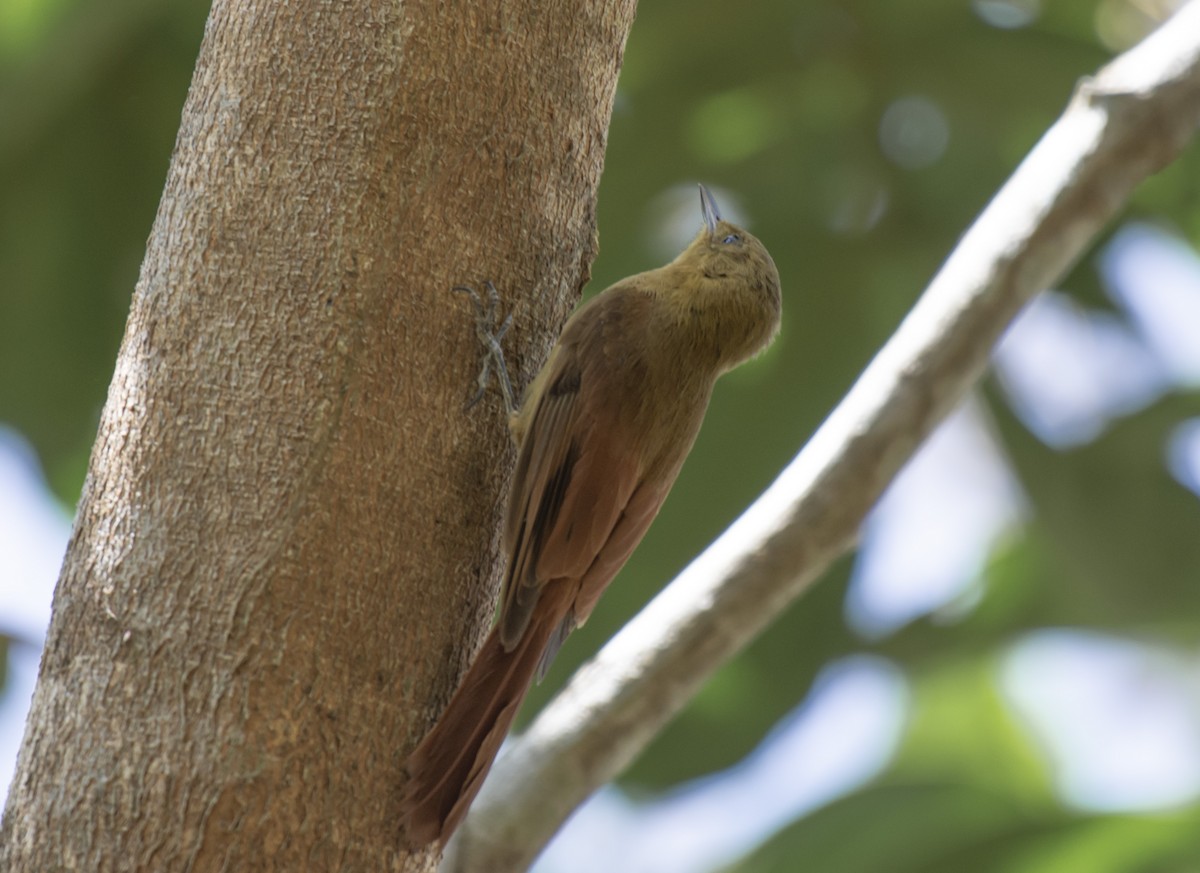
[3,0,1199,869]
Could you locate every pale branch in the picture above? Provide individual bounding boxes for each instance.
[446,4,1200,871]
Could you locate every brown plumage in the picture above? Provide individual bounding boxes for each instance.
[400,186,782,848]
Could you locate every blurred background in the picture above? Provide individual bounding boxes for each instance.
[4,1,1200,871]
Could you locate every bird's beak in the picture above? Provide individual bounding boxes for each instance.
[699,184,722,235]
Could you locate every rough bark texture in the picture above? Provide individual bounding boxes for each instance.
[0,1,636,871]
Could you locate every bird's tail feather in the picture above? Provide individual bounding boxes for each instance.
[399,605,559,848]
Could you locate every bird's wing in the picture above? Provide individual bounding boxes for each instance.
[532,473,674,680]
[499,298,647,650]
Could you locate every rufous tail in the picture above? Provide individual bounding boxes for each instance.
[399,608,559,848]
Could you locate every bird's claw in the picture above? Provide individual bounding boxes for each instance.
[454,282,517,416]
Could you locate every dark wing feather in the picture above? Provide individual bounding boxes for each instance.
[500,359,587,647]
[499,296,649,653]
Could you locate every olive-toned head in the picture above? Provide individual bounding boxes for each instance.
[668,185,782,370]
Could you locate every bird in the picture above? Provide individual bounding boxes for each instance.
[400,184,782,848]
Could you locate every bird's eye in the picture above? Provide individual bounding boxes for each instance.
[722,234,741,245]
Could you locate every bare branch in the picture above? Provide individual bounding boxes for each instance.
[449,4,1200,870]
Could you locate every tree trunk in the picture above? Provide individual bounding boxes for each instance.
[0,1,636,870]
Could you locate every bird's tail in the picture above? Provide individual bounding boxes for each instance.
[399,605,560,848]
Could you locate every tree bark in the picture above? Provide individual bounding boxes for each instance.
[0,1,635,871]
